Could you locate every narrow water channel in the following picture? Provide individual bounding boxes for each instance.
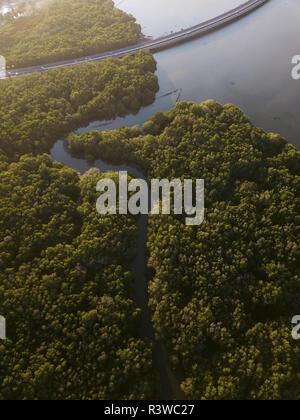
[51,140,184,399]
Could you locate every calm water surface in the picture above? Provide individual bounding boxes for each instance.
[76,0,300,149]
[115,0,244,38]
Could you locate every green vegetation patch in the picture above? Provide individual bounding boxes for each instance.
[0,50,158,162]
[0,49,161,399]
[0,0,142,68]
[0,154,157,400]
[66,100,300,400]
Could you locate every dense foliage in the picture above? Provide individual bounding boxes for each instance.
[1,2,299,395]
[0,50,158,162]
[66,100,300,400]
[0,43,161,398]
[0,0,142,68]
[0,154,157,399]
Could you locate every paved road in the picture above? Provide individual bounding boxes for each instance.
[3,0,268,79]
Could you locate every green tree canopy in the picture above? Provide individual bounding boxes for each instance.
[0,0,142,68]
[66,100,300,399]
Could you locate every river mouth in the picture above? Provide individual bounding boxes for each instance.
[74,0,300,149]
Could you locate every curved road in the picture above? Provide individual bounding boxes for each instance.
[3,0,268,79]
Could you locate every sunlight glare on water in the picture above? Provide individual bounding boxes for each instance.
[115,0,246,38]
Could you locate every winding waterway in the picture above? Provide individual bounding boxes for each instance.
[51,140,183,399]
[50,0,300,398]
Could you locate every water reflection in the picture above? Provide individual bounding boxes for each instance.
[94,0,300,148]
[51,140,144,177]
[75,63,177,134]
